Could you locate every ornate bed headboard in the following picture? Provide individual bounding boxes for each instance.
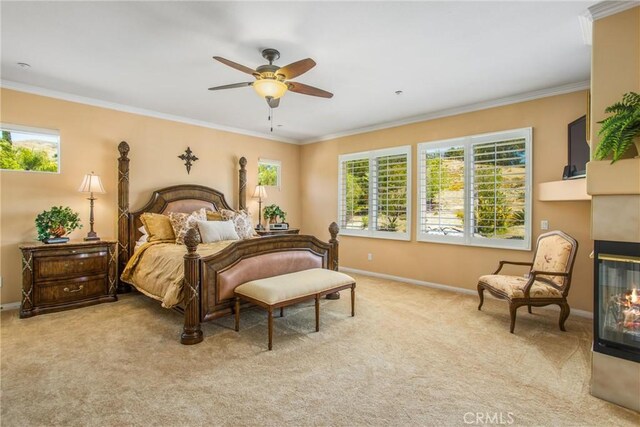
[116,141,247,292]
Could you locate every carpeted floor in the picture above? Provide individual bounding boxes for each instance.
[1,273,638,426]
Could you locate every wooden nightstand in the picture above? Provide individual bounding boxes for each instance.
[255,228,300,237]
[19,240,118,318]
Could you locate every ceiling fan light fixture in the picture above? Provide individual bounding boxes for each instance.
[253,79,288,99]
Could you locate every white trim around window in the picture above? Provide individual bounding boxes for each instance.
[338,145,412,241]
[416,128,532,250]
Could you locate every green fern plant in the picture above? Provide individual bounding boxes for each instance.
[595,91,640,163]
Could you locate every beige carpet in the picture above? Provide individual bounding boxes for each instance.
[1,273,638,426]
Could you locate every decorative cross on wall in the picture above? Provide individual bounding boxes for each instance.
[178,147,199,174]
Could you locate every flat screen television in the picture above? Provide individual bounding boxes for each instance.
[565,115,589,179]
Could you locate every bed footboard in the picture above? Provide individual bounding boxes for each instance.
[180,223,340,344]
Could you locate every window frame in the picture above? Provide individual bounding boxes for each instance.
[417,127,532,251]
[0,123,61,174]
[338,145,412,241]
[257,158,281,189]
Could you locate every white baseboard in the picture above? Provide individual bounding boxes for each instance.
[1,302,21,311]
[339,267,593,319]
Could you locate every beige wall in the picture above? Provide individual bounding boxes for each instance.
[590,6,640,153]
[1,88,595,312]
[0,88,301,304]
[301,91,595,312]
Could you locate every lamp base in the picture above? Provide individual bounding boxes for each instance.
[84,231,100,241]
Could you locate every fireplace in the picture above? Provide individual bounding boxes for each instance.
[594,240,640,363]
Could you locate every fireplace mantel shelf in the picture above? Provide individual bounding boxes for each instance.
[538,179,591,201]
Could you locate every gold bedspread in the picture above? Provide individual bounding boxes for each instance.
[120,240,233,308]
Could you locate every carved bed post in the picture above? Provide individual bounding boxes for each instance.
[326,222,341,300]
[117,141,131,293]
[239,157,247,212]
[181,228,203,345]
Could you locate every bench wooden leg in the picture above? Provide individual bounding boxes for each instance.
[315,294,320,332]
[268,307,273,351]
[235,297,240,332]
[351,284,355,317]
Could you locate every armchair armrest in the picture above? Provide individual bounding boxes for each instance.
[529,270,569,277]
[522,270,570,297]
[493,261,533,275]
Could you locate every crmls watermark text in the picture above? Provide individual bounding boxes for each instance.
[463,412,515,425]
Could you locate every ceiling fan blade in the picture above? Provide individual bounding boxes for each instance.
[213,56,257,76]
[277,58,316,80]
[208,82,253,91]
[266,97,280,108]
[287,82,333,98]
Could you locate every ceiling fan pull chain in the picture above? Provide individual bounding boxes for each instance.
[270,107,274,132]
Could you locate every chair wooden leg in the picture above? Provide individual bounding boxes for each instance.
[268,307,273,351]
[509,303,518,333]
[280,307,284,318]
[315,294,320,332]
[351,285,355,317]
[477,285,485,310]
[559,301,570,332]
[528,305,532,314]
[235,297,240,332]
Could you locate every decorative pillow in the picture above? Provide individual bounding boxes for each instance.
[140,213,175,242]
[137,226,149,244]
[220,209,255,240]
[168,208,208,245]
[197,220,240,243]
[206,211,224,221]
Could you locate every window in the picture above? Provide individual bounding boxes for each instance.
[338,146,411,240]
[417,128,532,250]
[0,125,60,173]
[258,159,281,187]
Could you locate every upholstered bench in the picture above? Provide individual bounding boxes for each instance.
[234,268,356,350]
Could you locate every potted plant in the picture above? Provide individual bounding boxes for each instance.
[263,204,287,224]
[35,206,82,243]
[595,91,640,163]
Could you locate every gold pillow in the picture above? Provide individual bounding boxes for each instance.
[140,213,175,242]
[206,211,224,221]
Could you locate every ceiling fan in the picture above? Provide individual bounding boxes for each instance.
[208,48,333,109]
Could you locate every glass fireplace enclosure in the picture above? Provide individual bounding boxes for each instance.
[594,240,640,363]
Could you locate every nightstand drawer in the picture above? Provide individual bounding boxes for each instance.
[35,251,107,280]
[36,277,107,305]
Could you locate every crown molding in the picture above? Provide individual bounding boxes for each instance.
[0,80,299,145]
[2,79,592,147]
[588,1,639,21]
[301,80,591,145]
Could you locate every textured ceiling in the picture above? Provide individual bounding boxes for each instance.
[1,1,594,143]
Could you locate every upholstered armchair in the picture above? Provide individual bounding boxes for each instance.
[477,231,578,333]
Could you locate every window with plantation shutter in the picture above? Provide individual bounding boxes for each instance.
[338,146,411,240]
[417,128,532,250]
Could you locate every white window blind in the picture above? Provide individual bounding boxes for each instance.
[338,146,411,240]
[417,128,531,250]
[420,144,465,240]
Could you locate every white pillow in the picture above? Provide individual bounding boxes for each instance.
[197,220,239,243]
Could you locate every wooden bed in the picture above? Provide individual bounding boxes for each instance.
[116,141,340,344]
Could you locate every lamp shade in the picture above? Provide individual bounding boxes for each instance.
[252,185,268,200]
[253,79,288,99]
[78,172,106,194]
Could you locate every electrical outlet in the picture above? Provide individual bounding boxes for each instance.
[541,220,549,230]
[367,253,373,261]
